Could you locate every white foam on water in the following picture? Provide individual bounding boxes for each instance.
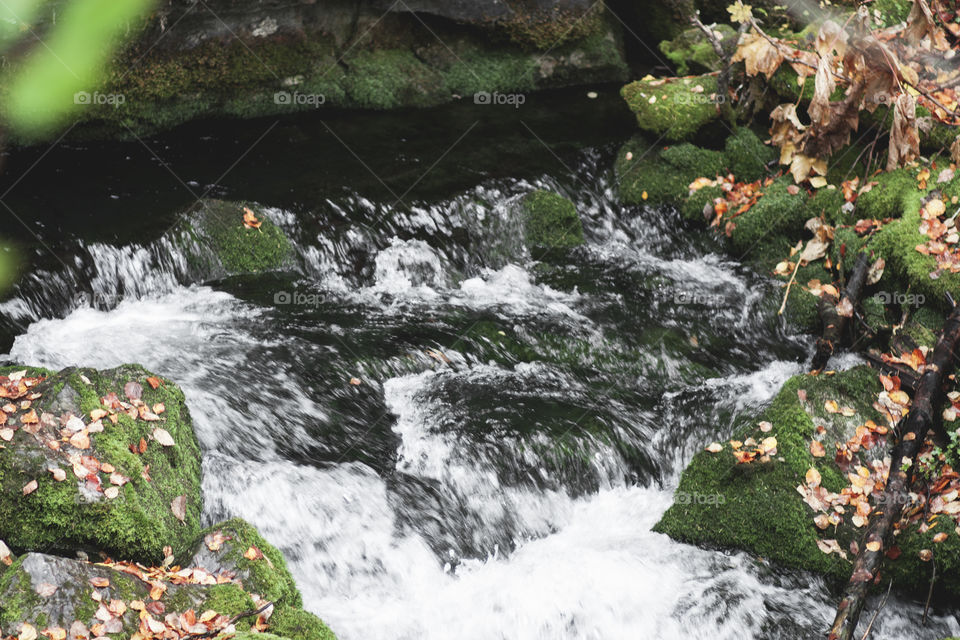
[5,286,320,457]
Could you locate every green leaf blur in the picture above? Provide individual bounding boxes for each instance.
[3,0,153,136]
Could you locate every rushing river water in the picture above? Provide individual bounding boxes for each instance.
[1,89,957,639]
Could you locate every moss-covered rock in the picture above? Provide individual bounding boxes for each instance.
[270,605,337,640]
[723,127,776,182]
[0,365,202,565]
[725,176,809,260]
[616,138,726,206]
[856,167,922,220]
[659,25,737,75]
[620,75,720,142]
[520,190,584,251]
[658,365,960,599]
[4,5,629,142]
[191,519,302,609]
[0,552,252,635]
[174,199,294,277]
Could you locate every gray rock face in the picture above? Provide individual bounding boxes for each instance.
[0,552,208,636]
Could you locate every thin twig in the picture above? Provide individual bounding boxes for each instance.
[186,601,274,639]
[778,255,803,315]
[922,558,936,625]
[859,580,893,640]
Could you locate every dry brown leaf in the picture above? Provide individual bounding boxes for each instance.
[732,32,786,79]
[171,494,187,523]
[887,93,920,171]
[153,428,175,447]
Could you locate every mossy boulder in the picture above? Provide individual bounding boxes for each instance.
[0,365,203,565]
[174,199,294,277]
[725,176,809,260]
[856,167,921,220]
[191,519,302,609]
[0,552,254,636]
[521,190,584,250]
[620,74,721,142]
[659,25,737,75]
[723,127,776,182]
[616,138,726,206]
[657,366,960,598]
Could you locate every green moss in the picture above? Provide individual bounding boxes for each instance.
[501,5,606,49]
[829,227,872,276]
[873,191,960,308]
[807,188,847,226]
[342,49,447,110]
[521,190,584,250]
[0,365,203,565]
[441,48,537,97]
[659,363,960,599]
[615,138,726,206]
[781,263,833,333]
[270,605,337,640]
[224,634,288,640]
[197,519,302,608]
[620,75,720,142]
[654,367,883,584]
[201,584,257,630]
[723,127,776,182]
[659,25,736,75]
[680,185,724,222]
[767,65,817,103]
[856,168,921,220]
[871,0,912,26]
[0,557,37,628]
[726,176,809,259]
[179,199,294,276]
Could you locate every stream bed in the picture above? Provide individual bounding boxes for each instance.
[1,87,957,639]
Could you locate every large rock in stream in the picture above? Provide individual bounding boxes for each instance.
[0,365,203,565]
[0,518,336,640]
[657,366,960,599]
[169,199,295,278]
